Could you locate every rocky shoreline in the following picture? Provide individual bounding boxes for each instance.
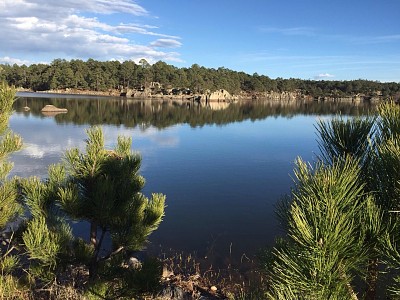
[18,87,390,104]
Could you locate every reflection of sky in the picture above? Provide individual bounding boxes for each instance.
[9,114,182,177]
[8,111,319,260]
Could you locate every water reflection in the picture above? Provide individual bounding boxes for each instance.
[10,94,376,265]
[14,93,374,129]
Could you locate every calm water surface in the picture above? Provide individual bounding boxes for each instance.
[9,93,373,263]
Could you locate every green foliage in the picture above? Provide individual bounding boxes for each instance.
[2,59,400,96]
[0,274,27,300]
[91,255,162,298]
[23,177,53,219]
[0,82,22,229]
[23,216,62,268]
[377,102,400,142]
[126,257,162,294]
[380,225,400,298]
[374,138,400,210]
[58,126,166,255]
[266,102,400,299]
[373,103,400,210]
[22,211,73,283]
[374,104,400,297]
[19,125,166,296]
[84,281,110,300]
[289,158,366,254]
[0,254,19,275]
[0,83,17,132]
[72,238,94,265]
[0,132,22,165]
[267,158,368,299]
[0,178,22,229]
[0,82,25,299]
[316,116,375,167]
[0,251,22,298]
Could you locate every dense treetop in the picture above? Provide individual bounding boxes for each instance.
[1,59,399,98]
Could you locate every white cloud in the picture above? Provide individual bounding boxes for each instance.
[0,0,148,18]
[150,39,182,48]
[75,0,148,16]
[314,73,335,80]
[10,17,40,30]
[21,138,82,158]
[0,0,182,63]
[0,56,31,65]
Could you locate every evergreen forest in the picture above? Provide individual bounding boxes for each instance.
[1,59,400,98]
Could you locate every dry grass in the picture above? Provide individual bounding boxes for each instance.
[0,249,265,300]
[155,247,265,300]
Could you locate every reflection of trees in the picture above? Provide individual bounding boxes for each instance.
[13,96,375,129]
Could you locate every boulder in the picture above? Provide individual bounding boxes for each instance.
[41,105,68,113]
[41,105,68,116]
[209,89,232,101]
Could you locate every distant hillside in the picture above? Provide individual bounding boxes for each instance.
[1,59,399,100]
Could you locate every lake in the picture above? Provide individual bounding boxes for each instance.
[9,93,374,265]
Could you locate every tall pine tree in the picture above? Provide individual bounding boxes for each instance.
[0,82,23,297]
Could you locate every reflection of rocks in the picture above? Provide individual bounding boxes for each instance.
[207,102,230,110]
[41,111,67,117]
[41,105,68,112]
[41,105,68,117]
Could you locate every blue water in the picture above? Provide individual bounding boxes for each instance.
[9,94,371,262]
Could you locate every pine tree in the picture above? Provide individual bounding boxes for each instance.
[58,126,166,277]
[372,103,400,298]
[22,126,166,296]
[0,82,23,297]
[265,103,400,299]
[266,158,370,299]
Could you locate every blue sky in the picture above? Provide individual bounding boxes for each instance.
[1,0,399,81]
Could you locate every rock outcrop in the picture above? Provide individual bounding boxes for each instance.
[209,89,237,101]
[41,105,68,116]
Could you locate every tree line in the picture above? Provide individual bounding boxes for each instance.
[1,59,400,98]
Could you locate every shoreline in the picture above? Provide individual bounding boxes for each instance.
[17,88,120,98]
[17,87,391,104]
